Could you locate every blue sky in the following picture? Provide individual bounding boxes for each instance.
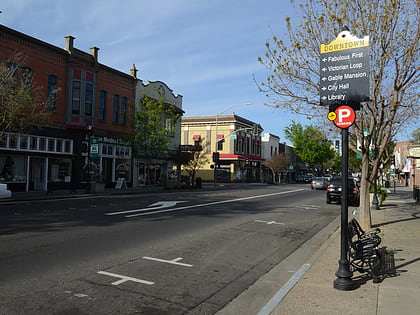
[1,0,417,143]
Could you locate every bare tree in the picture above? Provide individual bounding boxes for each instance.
[258,0,419,229]
[266,153,288,182]
[0,53,52,140]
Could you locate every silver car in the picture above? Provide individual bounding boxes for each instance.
[310,177,329,190]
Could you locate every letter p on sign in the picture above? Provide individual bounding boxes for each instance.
[333,106,356,128]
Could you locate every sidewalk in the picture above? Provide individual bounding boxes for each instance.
[268,185,419,315]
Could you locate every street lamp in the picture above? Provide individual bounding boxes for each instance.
[214,103,251,185]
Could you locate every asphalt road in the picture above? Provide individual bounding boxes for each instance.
[0,184,338,314]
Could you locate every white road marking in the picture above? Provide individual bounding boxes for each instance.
[105,201,187,216]
[254,220,285,225]
[143,256,193,267]
[296,204,321,210]
[97,271,154,286]
[121,189,304,218]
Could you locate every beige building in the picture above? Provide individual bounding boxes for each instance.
[181,115,264,183]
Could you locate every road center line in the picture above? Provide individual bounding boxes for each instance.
[124,189,304,218]
[143,256,193,267]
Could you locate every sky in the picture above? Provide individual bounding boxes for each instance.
[1,0,417,144]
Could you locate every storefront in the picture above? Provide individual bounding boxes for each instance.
[0,132,74,191]
[82,136,132,188]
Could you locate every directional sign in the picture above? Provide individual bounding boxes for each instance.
[320,30,370,111]
[333,106,356,129]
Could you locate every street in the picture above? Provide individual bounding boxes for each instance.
[0,184,340,314]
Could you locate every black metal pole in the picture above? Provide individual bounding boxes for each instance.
[334,127,355,290]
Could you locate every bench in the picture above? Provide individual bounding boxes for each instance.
[348,218,382,283]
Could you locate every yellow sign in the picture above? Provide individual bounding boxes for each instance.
[320,30,369,54]
[327,112,337,121]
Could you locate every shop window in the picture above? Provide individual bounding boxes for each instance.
[30,136,38,150]
[39,138,46,151]
[64,140,72,153]
[19,135,28,150]
[56,140,63,153]
[48,139,55,152]
[9,134,17,149]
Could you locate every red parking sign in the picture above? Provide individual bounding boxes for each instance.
[333,106,356,128]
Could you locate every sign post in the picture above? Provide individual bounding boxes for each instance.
[322,27,369,291]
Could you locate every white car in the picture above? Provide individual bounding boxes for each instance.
[0,183,12,199]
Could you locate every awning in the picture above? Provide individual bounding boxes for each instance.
[193,135,201,140]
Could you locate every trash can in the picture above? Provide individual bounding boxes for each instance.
[385,181,390,188]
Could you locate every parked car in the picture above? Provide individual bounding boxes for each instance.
[0,183,12,199]
[297,174,312,184]
[326,178,360,206]
[310,177,329,190]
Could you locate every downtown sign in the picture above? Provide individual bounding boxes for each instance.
[320,30,370,111]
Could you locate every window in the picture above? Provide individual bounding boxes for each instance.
[47,74,58,110]
[166,119,175,137]
[99,90,106,121]
[113,95,119,123]
[84,83,93,116]
[71,81,81,114]
[121,96,127,125]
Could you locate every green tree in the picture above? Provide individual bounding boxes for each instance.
[131,96,181,184]
[284,121,335,172]
[0,54,52,140]
[259,0,419,228]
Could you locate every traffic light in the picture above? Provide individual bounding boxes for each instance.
[391,155,395,165]
[335,140,340,149]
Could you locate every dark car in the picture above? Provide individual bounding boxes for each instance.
[297,174,312,184]
[326,178,360,206]
[310,177,329,190]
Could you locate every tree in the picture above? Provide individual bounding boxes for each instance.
[0,54,52,140]
[259,0,419,229]
[181,140,209,187]
[284,121,335,173]
[409,128,420,144]
[131,96,181,184]
[266,153,288,182]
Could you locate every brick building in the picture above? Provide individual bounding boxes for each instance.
[0,25,136,191]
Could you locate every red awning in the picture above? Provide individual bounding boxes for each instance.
[193,135,201,140]
[217,134,224,140]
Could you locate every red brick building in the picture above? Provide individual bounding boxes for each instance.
[0,25,135,191]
